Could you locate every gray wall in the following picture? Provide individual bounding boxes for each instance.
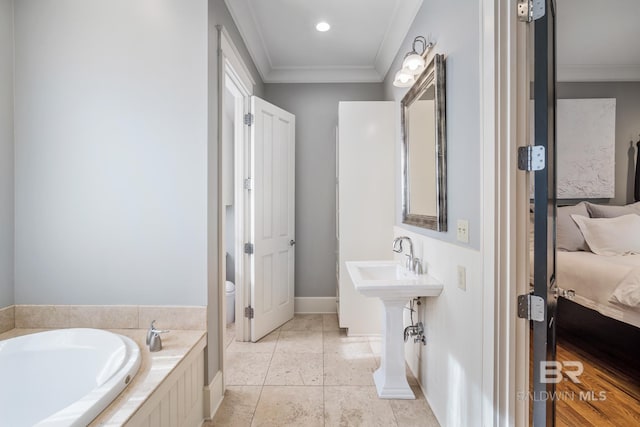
[13,0,209,305]
[264,83,384,298]
[0,0,14,308]
[557,82,640,205]
[207,0,264,382]
[383,0,481,249]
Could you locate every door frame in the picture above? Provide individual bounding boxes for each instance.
[480,0,531,425]
[218,25,254,374]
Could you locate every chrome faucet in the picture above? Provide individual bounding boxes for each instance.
[392,236,422,274]
[146,320,169,352]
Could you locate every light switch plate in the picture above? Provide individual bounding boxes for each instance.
[457,219,469,243]
[457,266,467,291]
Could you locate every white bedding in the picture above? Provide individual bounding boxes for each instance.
[556,251,640,328]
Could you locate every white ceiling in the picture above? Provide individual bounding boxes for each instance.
[224,0,423,83]
[557,0,640,81]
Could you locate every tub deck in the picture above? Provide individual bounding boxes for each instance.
[0,328,206,426]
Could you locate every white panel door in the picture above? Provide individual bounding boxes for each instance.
[250,96,295,342]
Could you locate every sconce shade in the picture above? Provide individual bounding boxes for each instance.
[402,53,426,75]
[393,69,415,87]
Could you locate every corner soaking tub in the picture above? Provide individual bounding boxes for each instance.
[0,328,141,427]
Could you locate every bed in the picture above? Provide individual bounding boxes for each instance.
[556,251,640,329]
[536,200,640,360]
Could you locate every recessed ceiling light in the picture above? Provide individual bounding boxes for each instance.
[316,21,331,32]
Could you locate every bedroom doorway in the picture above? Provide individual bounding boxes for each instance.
[550,1,640,426]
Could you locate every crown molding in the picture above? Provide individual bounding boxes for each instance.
[558,64,640,82]
[374,0,423,79]
[265,66,384,84]
[224,0,272,82]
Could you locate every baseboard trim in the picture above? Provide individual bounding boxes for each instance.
[203,370,224,420]
[294,297,337,314]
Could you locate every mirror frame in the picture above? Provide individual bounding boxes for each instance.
[400,53,447,231]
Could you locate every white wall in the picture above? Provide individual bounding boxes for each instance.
[384,1,485,425]
[14,0,208,305]
[263,83,384,298]
[384,0,481,249]
[0,0,14,308]
[396,227,483,426]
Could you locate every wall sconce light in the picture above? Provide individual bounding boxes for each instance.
[393,36,434,88]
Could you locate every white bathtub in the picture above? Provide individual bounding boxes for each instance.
[0,328,141,427]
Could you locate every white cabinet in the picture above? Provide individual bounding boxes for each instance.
[337,101,395,336]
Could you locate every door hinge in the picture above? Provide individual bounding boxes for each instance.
[244,113,254,126]
[518,145,545,171]
[243,178,252,190]
[244,243,254,255]
[517,294,545,322]
[244,306,254,319]
[517,0,545,23]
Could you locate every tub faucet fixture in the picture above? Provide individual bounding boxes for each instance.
[146,320,169,352]
[392,236,422,274]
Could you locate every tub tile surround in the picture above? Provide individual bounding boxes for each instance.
[0,305,14,334]
[0,327,206,426]
[12,304,206,330]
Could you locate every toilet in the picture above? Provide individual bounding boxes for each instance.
[225,280,235,325]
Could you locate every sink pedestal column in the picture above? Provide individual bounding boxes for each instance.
[373,297,415,399]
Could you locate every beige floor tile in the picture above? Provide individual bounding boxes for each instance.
[251,386,323,427]
[322,313,340,331]
[324,352,377,386]
[275,330,323,353]
[324,330,373,357]
[368,337,382,355]
[389,385,440,426]
[227,322,236,334]
[280,314,323,331]
[225,353,272,385]
[227,330,279,353]
[208,386,262,427]
[264,352,323,386]
[324,386,398,427]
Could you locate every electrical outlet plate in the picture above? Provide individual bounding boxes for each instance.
[457,265,467,291]
[457,219,469,243]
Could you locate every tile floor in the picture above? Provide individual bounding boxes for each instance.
[205,314,439,427]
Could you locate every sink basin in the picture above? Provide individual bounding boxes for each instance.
[346,260,443,299]
[346,260,443,400]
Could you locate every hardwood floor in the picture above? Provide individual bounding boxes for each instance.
[554,335,640,427]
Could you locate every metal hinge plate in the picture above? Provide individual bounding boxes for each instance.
[518,145,545,171]
[244,306,254,319]
[243,178,252,190]
[517,294,544,322]
[244,113,254,126]
[517,0,545,23]
[244,243,254,255]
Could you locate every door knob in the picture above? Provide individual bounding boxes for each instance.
[290,240,296,246]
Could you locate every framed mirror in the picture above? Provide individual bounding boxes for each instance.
[400,54,447,231]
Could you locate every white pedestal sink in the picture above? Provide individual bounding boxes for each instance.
[346,260,443,399]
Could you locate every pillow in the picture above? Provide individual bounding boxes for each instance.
[556,202,590,251]
[571,214,640,256]
[585,201,640,218]
[609,268,640,308]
